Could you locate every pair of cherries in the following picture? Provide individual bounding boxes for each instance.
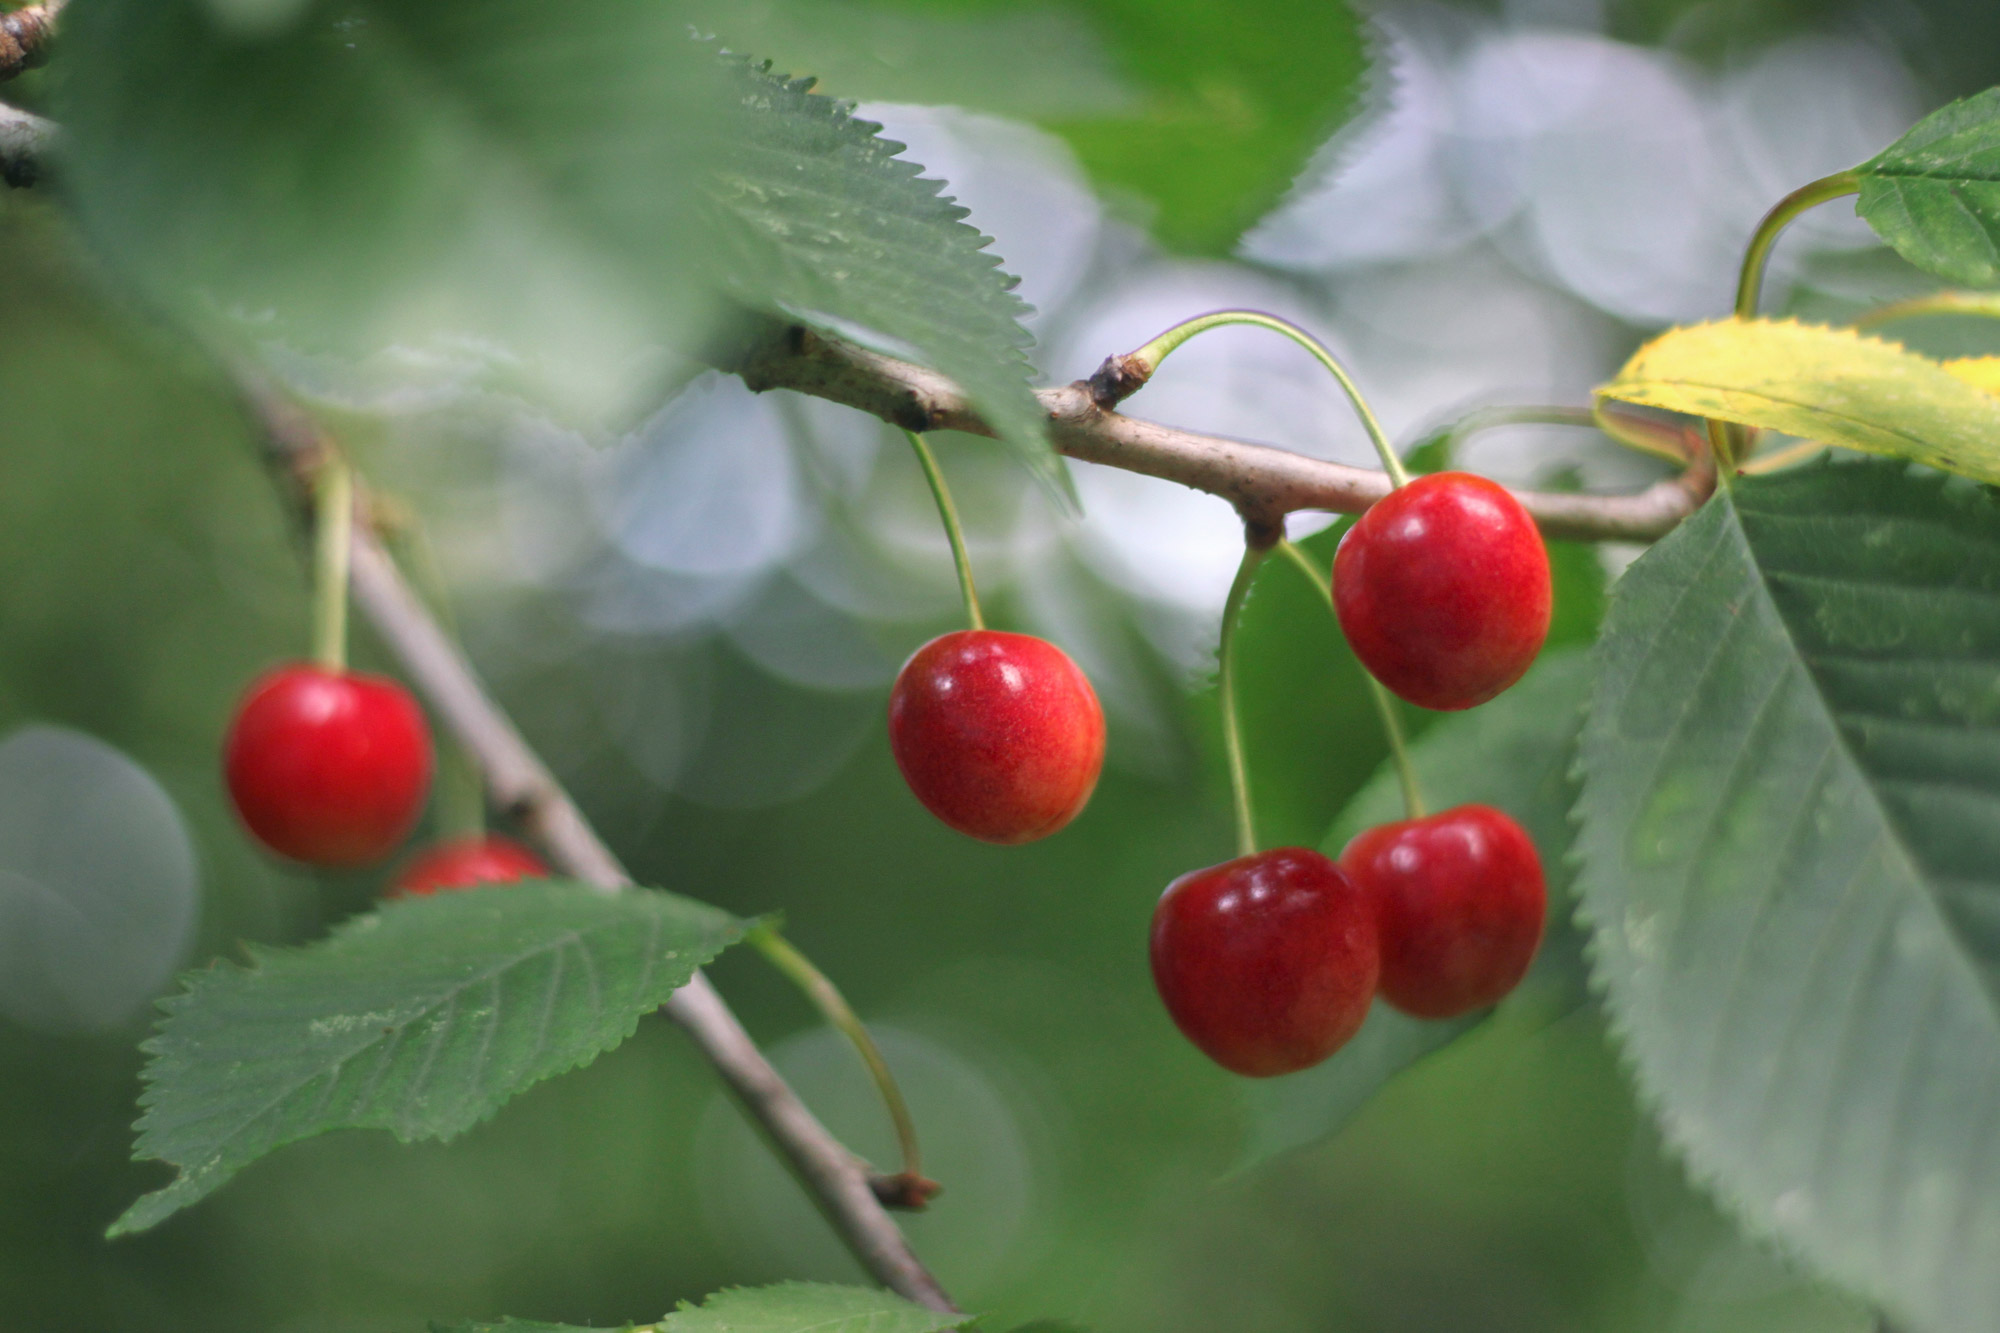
[883,468,1549,846]
[1156,471,1554,1075]
[1152,807,1546,1076]
[224,663,546,895]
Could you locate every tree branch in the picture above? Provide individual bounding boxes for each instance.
[722,319,1714,543]
[235,373,959,1316]
[0,0,63,83]
[0,100,51,187]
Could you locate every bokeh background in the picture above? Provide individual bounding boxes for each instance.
[3,0,1998,1329]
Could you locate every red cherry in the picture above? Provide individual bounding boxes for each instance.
[1334,471,1552,710]
[1150,847,1379,1077]
[1339,804,1546,1020]
[223,663,434,867]
[888,629,1105,844]
[393,835,548,897]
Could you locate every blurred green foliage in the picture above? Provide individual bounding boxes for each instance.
[690,0,1371,254]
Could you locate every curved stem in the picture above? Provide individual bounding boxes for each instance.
[748,926,929,1192]
[902,430,983,631]
[1438,404,1601,460]
[1851,289,2000,330]
[1737,439,1827,475]
[312,455,353,671]
[1219,544,1268,858]
[1275,541,1425,820]
[1724,170,1861,473]
[1734,171,1861,319]
[1130,310,1410,488]
[1364,675,1424,820]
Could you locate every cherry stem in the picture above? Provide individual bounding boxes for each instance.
[747,924,927,1188]
[1735,171,1862,320]
[1851,289,2000,330]
[902,429,984,631]
[1219,543,1267,858]
[1275,541,1425,820]
[1719,170,1861,470]
[1130,310,1410,489]
[1438,404,1601,458]
[311,454,353,671]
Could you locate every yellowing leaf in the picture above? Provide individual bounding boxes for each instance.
[1944,356,2000,395]
[1595,318,2000,485]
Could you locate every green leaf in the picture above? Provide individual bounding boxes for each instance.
[432,1322,646,1333]
[1574,460,2000,1333]
[1596,318,2000,485]
[682,1,1130,121]
[1053,0,1373,252]
[1858,87,2000,287]
[708,61,1067,505]
[663,1283,973,1332]
[691,0,1374,256]
[1239,649,1594,1168]
[111,881,744,1237]
[54,3,1064,497]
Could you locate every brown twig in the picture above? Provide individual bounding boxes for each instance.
[235,372,958,1315]
[0,99,51,187]
[722,319,1714,543]
[0,0,63,82]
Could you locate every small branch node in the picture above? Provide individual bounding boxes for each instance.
[0,1,61,84]
[870,1170,944,1211]
[1087,352,1152,407]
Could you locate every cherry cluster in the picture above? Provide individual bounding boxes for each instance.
[881,466,1553,1079]
[218,351,1552,1089]
[223,663,547,895]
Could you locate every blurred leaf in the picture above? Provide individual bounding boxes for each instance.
[55,0,731,420]
[710,62,1067,505]
[1945,354,2000,392]
[111,882,745,1237]
[1574,460,2000,1333]
[664,1283,973,1331]
[1044,0,1375,254]
[433,1322,647,1333]
[1857,88,2000,287]
[684,1,1131,120]
[54,2,1063,499]
[1238,649,1594,1169]
[692,0,1374,255]
[1597,318,2000,484]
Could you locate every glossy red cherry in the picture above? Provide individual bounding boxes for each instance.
[888,629,1106,844]
[393,835,548,897]
[1334,471,1552,711]
[1150,847,1379,1077]
[1339,804,1545,1020]
[224,663,434,867]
